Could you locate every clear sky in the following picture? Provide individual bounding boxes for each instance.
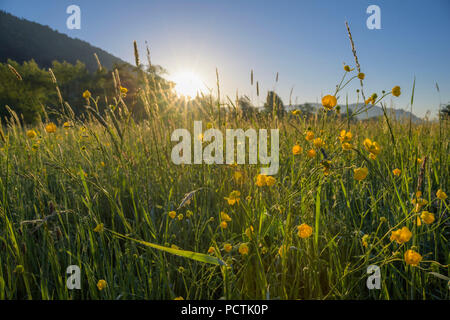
[1,0,450,117]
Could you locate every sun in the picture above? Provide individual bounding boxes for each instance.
[170,71,206,98]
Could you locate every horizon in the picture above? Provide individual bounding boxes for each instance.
[1,0,450,118]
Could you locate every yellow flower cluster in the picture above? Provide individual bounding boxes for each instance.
[255,174,276,187]
[305,130,314,141]
[224,190,241,205]
[339,130,353,150]
[365,93,377,105]
[220,211,231,229]
[313,137,325,148]
[363,138,381,160]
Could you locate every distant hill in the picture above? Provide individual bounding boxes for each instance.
[286,103,422,122]
[0,10,126,72]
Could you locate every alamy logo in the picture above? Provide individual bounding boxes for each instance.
[366,265,381,289]
[66,265,81,289]
[66,5,81,30]
[171,121,279,175]
[366,5,381,30]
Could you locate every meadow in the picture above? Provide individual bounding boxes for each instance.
[0,39,449,300]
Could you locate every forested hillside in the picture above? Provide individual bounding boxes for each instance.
[0,10,124,72]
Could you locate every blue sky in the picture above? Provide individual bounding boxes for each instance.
[1,0,450,117]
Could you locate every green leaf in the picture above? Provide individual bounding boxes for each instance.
[107,229,226,266]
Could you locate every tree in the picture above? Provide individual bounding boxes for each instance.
[263,91,285,118]
[0,59,52,123]
[439,104,450,120]
[238,95,257,119]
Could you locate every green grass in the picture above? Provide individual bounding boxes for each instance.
[0,57,448,300]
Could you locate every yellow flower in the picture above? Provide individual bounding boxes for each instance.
[342,142,353,151]
[369,153,377,160]
[343,65,353,72]
[265,176,276,187]
[63,121,73,129]
[297,223,313,238]
[313,137,325,148]
[354,167,368,181]
[207,246,215,254]
[245,226,254,239]
[45,123,57,133]
[278,245,287,257]
[220,211,232,222]
[307,149,316,158]
[362,234,369,248]
[14,265,24,274]
[97,279,107,291]
[234,171,243,182]
[322,95,337,111]
[292,145,303,155]
[93,223,104,233]
[174,296,184,300]
[100,161,105,167]
[224,243,232,252]
[339,130,353,142]
[404,249,422,266]
[392,86,401,97]
[365,93,378,105]
[393,168,401,176]
[224,190,240,205]
[415,216,422,226]
[436,189,447,200]
[255,174,266,187]
[238,243,249,255]
[321,160,331,176]
[357,73,365,80]
[305,130,315,141]
[82,90,91,99]
[26,129,37,139]
[363,138,381,155]
[292,110,301,115]
[220,221,228,229]
[420,211,435,224]
[120,86,128,97]
[389,226,412,244]
[417,158,422,165]
[412,197,428,208]
[168,211,176,219]
[177,213,184,221]
[255,175,275,187]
